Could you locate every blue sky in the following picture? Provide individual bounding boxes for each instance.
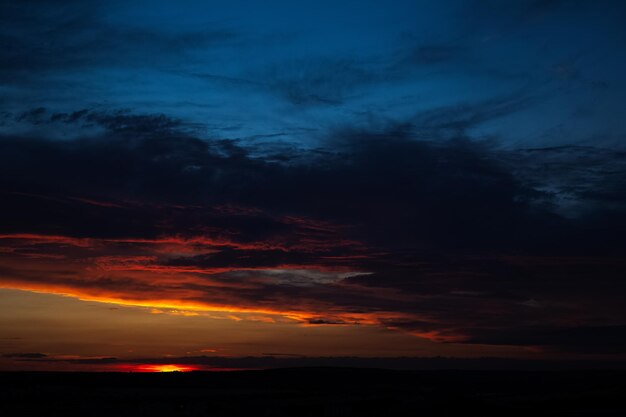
[3,0,626,149]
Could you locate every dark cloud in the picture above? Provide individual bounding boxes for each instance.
[407,94,538,139]
[167,249,321,269]
[0,114,542,252]
[2,352,48,359]
[23,354,626,371]
[464,325,626,354]
[509,146,626,214]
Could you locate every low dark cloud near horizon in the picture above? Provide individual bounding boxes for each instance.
[15,353,626,371]
[2,352,48,359]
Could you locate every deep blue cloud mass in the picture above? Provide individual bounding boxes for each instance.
[1,0,626,356]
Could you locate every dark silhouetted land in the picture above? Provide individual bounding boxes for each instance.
[1,368,625,416]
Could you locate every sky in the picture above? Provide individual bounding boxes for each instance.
[1,0,626,371]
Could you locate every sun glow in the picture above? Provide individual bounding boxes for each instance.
[134,364,197,372]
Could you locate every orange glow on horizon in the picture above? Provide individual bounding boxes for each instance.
[0,230,446,343]
[0,281,439,336]
[0,281,314,320]
[131,364,198,372]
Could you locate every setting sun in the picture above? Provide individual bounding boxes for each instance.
[134,364,197,373]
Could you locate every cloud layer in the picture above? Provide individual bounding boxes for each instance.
[1,106,625,354]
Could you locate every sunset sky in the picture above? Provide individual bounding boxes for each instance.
[1,0,626,371]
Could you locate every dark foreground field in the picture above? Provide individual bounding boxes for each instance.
[1,368,625,417]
